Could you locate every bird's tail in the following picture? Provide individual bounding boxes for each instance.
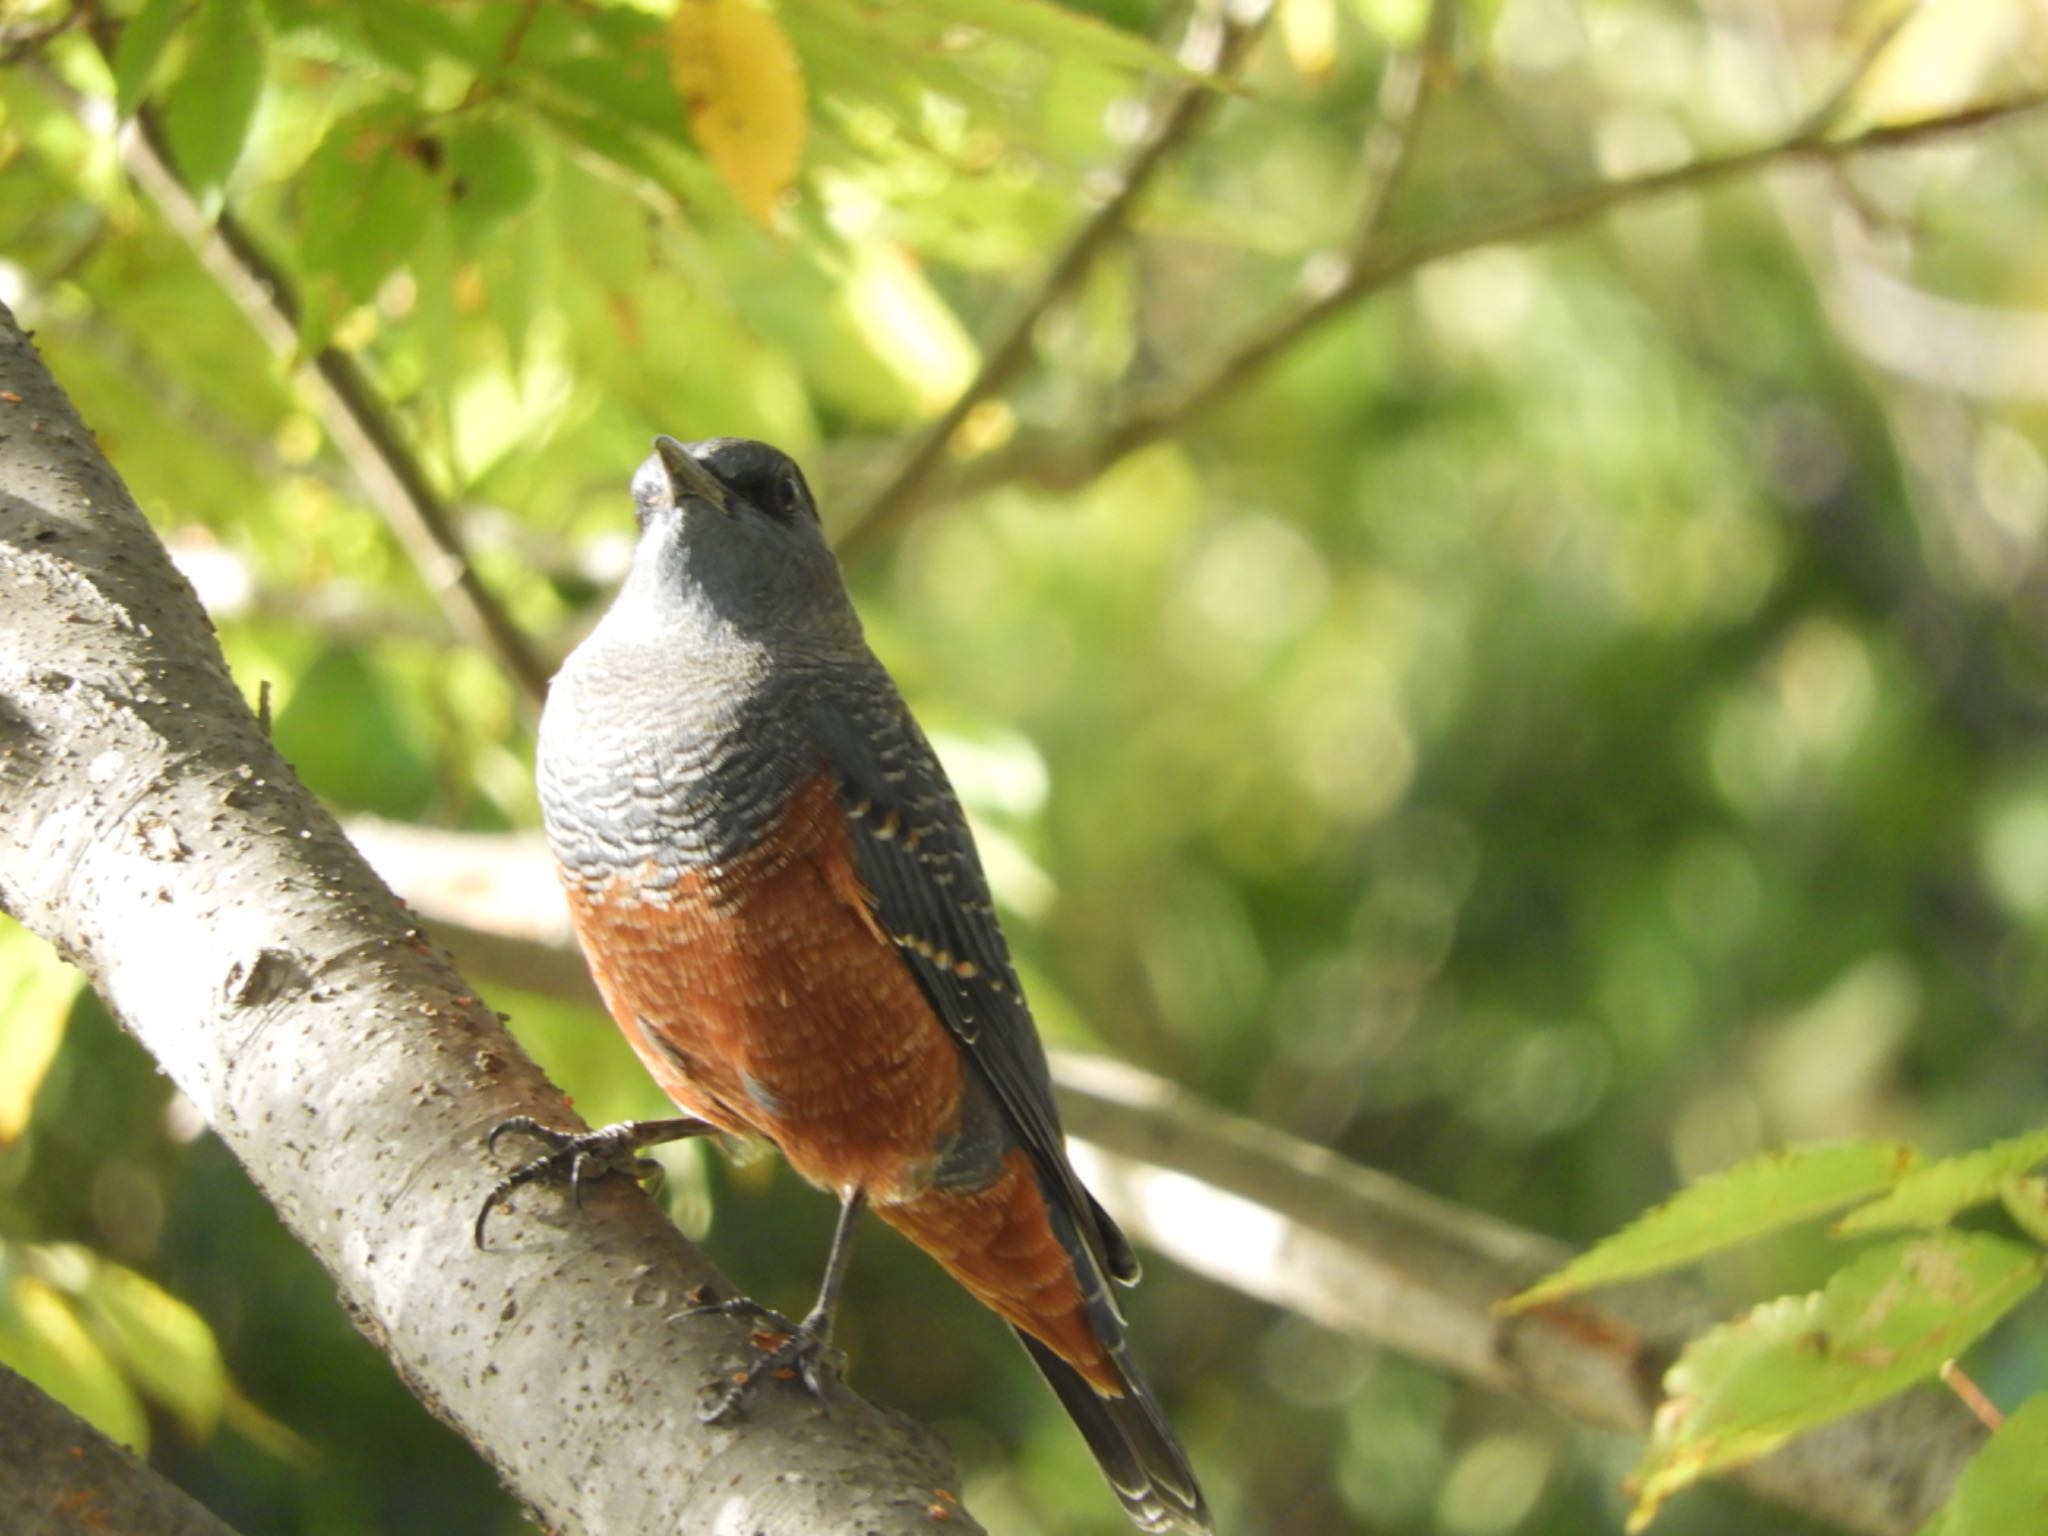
[1014,1326,1214,1536]
[880,1149,1212,1533]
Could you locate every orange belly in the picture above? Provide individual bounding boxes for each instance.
[562,772,966,1199]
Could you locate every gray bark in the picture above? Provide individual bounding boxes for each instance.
[0,303,979,1535]
[0,1365,246,1536]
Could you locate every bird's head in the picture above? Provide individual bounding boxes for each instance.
[618,435,858,651]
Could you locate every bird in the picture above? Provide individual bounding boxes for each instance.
[478,435,1213,1535]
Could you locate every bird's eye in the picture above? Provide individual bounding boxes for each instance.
[777,469,806,517]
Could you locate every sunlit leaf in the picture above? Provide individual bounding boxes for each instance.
[840,240,978,415]
[158,0,266,211]
[0,1272,149,1452]
[1506,1141,1916,1309]
[1917,1394,2048,1536]
[113,0,194,119]
[1837,1128,2048,1235]
[0,920,82,1143]
[1629,1234,2045,1530]
[441,116,540,253]
[294,106,444,351]
[77,1259,227,1441]
[667,0,808,223]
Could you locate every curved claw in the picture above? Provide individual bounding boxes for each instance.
[687,1304,846,1423]
[473,1114,715,1248]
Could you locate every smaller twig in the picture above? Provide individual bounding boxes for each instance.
[457,0,546,111]
[0,8,78,66]
[832,0,1275,561]
[1347,0,1459,252]
[1939,1360,2006,1432]
[930,91,2048,508]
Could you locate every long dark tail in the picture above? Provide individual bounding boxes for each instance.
[1014,1328,1213,1535]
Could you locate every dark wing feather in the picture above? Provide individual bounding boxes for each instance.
[809,682,1139,1286]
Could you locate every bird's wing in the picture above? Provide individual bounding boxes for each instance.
[809,682,1139,1286]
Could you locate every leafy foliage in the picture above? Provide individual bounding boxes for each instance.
[4,0,2048,1532]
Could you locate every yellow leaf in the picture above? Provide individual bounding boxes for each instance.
[667,0,807,223]
[0,919,82,1144]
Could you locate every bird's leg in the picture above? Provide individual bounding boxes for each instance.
[474,1114,717,1247]
[684,1188,867,1421]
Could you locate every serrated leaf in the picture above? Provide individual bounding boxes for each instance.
[667,0,807,223]
[158,0,267,210]
[113,0,194,119]
[0,921,82,1143]
[294,107,443,352]
[1506,1140,1916,1310]
[0,1273,149,1452]
[440,117,539,253]
[1838,1128,2048,1235]
[1917,1394,2048,1536]
[1630,1233,2044,1530]
[78,1259,227,1441]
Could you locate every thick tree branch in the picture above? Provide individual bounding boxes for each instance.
[0,305,981,1536]
[357,823,1988,1536]
[928,91,2048,511]
[0,1364,246,1536]
[61,37,553,711]
[832,0,1276,561]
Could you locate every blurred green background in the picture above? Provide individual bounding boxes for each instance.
[3,0,2047,1532]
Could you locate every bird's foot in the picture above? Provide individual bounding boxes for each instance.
[474,1114,714,1247]
[674,1296,846,1421]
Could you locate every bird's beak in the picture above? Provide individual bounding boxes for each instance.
[653,435,733,514]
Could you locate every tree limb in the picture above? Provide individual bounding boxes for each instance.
[352,821,1989,1536]
[927,91,2048,512]
[0,303,982,1536]
[0,1364,247,1536]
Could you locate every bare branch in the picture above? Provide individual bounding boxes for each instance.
[1,1364,246,1536]
[832,0,1276,561]
[352,826,1986,1536]
[931,92,2048,510]
[0,304,981,1536]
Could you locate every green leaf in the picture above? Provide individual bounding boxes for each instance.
[440,117,540,253]
[294,107,443,351]
[1506,1140,1916,1310]
[2001,1178,2048,1248]
[113,0,194,119]
[1918,1394,2048,1536]
[1630,1233,2045,1530]
[1838,1128,2048,1235]
[272,645,437,817]
[157,0,267,210]
[0,920,82,1143]
[0,1271,149,1452]
[77,1259,227,1441]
